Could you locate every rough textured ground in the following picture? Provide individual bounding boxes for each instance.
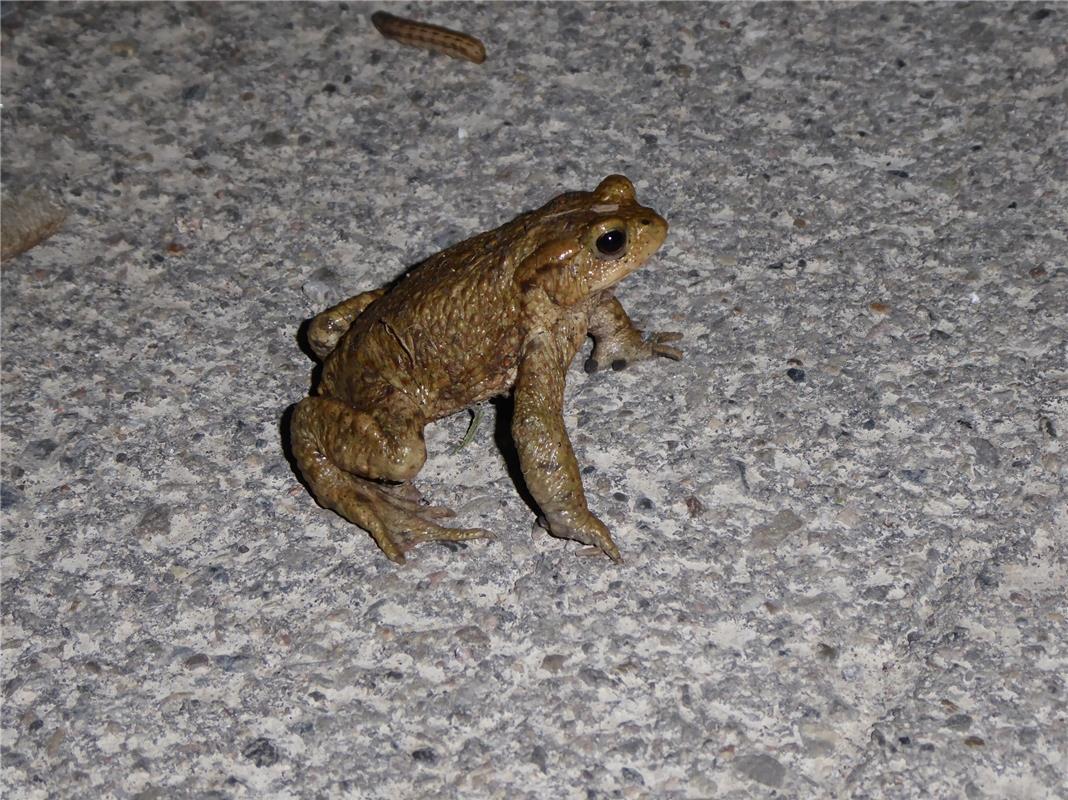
[2,2,1066,798]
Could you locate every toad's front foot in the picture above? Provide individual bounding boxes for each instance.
[585,330,683,373]
[543,509,622,563]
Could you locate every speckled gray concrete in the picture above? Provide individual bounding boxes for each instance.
[2,2,1065,798]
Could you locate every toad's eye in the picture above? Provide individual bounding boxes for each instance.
[595,229,627,258]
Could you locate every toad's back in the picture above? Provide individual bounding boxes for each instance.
[319,225,528,419]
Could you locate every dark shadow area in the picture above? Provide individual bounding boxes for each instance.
[294,315,325,368]
[490,395,540,518]
[277,401,304,487]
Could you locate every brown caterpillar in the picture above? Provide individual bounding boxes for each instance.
[371,11,486,64]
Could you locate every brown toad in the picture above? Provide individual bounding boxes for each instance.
[290,175,681,563]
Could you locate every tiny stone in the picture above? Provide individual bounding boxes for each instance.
[786,367,805,383]
[184,653,210,669]
[24,438,58,459]
[181,84,206,102]
[750,509,803,548]
[541,654,568,672]
[135,504,173,538]
[301,267,340,307]
[579,667,613,688]
[862,585,890,601]
[411,747,437,763]
[1017,727,1040,745]
[817,643,838,661]
[0,483,22,510]
[109,40,138,57]
[242,737,279,767]
[733,753,786,788]
[971,437,1000,467]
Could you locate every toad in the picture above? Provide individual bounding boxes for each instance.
[291,175,681,563]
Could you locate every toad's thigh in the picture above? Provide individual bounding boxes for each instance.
[291,394,426,482]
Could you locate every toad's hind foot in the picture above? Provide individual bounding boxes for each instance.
[293,459,493,563]
[325,477,494,564]
[291,396,492,563]
[379,481,457,519]
[395,523,495,555]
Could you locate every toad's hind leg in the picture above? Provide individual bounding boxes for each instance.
[290,396,492,563]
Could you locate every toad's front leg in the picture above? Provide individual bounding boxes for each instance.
[584,292,682,373]
[512,335,622,562]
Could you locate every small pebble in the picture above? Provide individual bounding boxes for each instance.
[411,747,437,763]
[302,267,341,307]
[733,753,786,788]
[242,737,279,767]
[685,496,704,516]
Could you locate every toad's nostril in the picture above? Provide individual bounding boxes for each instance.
[640,218,652,225]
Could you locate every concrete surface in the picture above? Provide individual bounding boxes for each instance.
[2,2,1066,798]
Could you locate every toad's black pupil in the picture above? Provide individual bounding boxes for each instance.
[596,229,626,255]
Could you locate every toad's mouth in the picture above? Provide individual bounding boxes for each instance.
[589,255,658,293]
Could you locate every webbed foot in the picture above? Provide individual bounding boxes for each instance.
[541,511,622,563]
[357,483,495,564]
